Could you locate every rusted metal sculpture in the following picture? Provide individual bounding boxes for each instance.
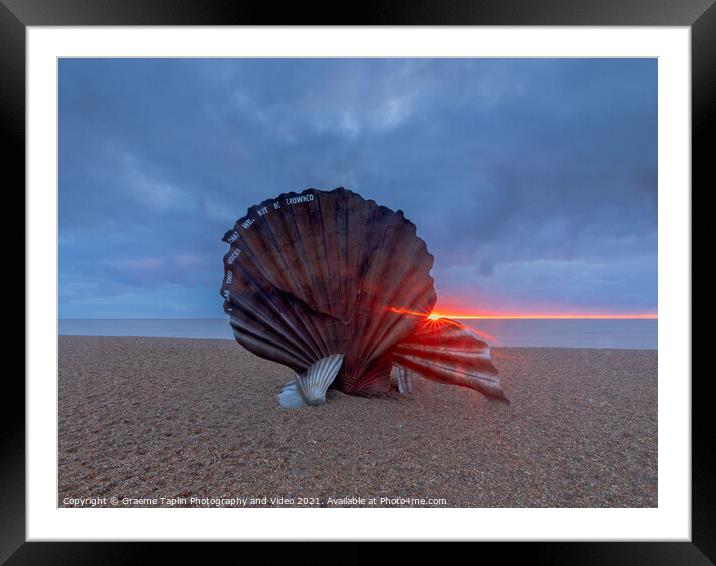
[220,187,508,407]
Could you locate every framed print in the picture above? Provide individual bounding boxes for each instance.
[8,0,711,562]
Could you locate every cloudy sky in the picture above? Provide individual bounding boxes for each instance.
[59,58,657,319]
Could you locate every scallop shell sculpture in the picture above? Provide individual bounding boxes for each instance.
[220,187,508,407]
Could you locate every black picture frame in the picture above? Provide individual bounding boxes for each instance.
[8,0,709,563]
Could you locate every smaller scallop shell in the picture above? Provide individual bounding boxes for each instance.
[296,354,344,405]
[277,354,344,408]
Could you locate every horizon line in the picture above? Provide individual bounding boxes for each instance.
[59,314,658,321]
[429,313,658,320]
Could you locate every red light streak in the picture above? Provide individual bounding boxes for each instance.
[387,306,656,347]
[387,306,657,320]
[427,313,658,320]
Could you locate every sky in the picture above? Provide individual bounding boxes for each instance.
[58,58,657,319]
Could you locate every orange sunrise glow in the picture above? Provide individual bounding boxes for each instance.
[427,312,657,320]
[388,306,656,320]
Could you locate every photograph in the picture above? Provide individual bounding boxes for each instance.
[57,57,658,509]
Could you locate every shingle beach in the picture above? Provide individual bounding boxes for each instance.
[58,336,657,508]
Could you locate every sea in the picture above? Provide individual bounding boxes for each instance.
[59,318,657,350]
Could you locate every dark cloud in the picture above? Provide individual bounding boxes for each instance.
[59,58,657,318]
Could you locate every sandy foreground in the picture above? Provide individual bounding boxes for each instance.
[58,336,657,508]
